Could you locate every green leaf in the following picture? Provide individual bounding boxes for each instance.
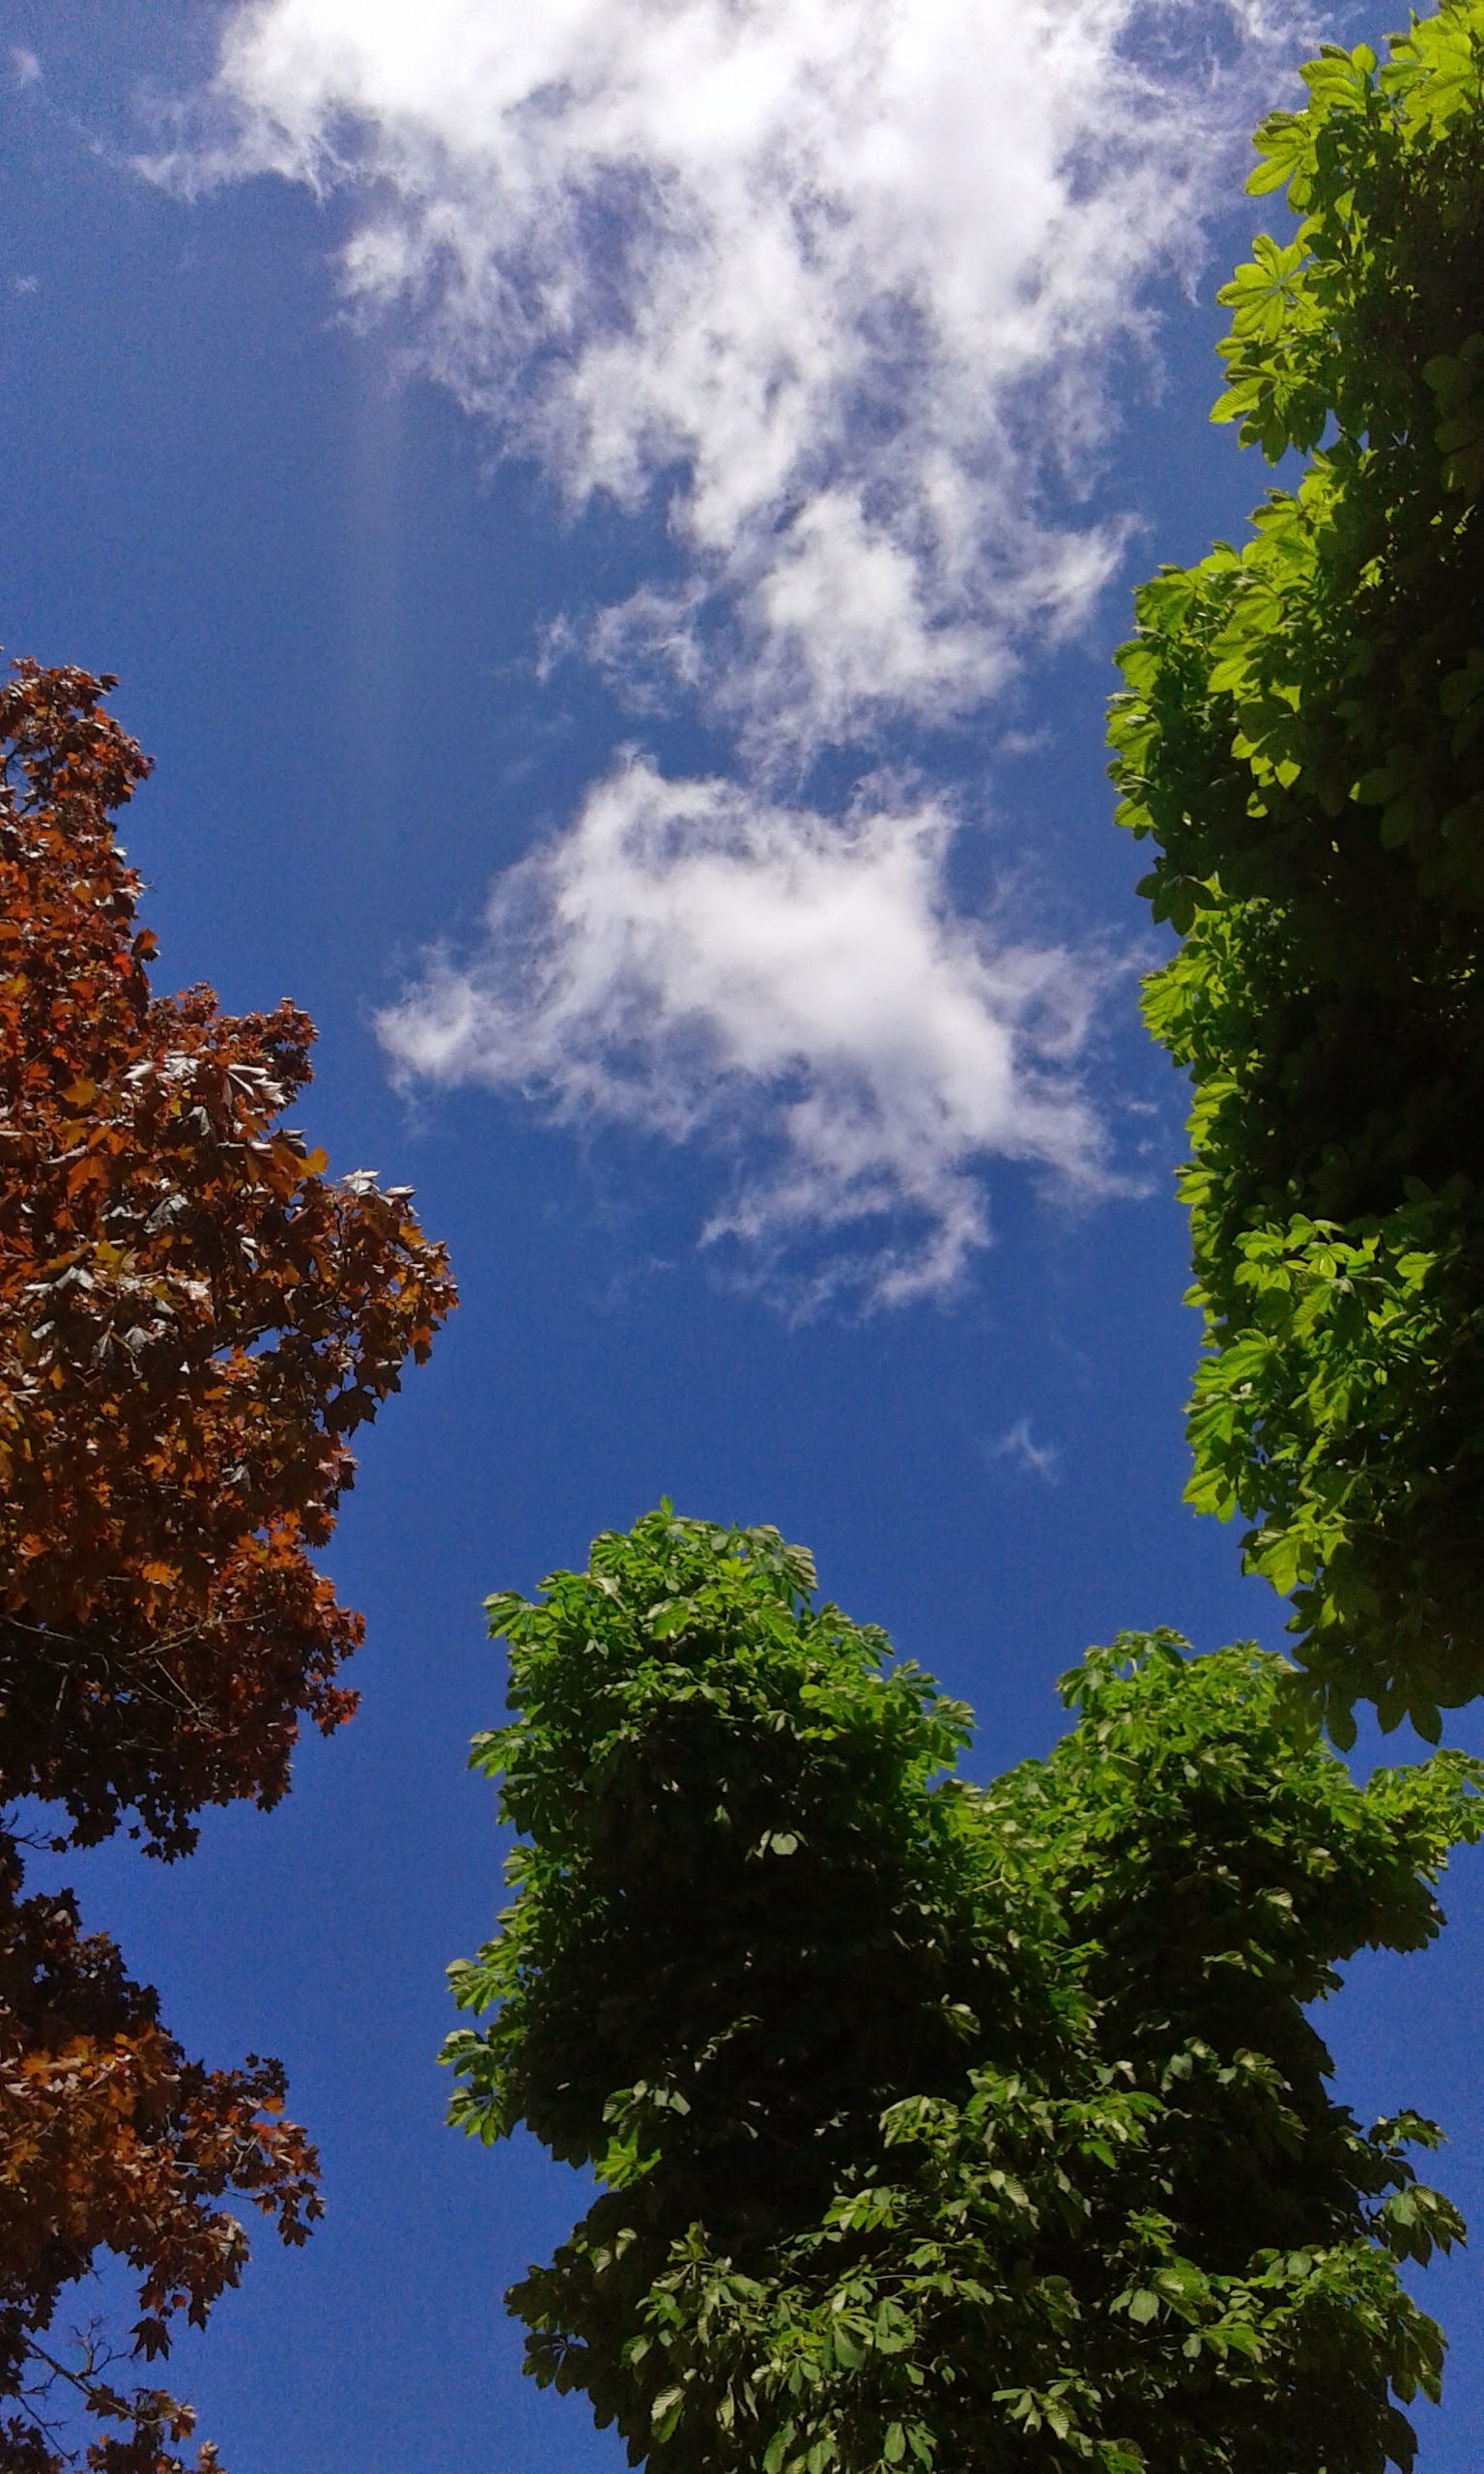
[651,2386,686,2441]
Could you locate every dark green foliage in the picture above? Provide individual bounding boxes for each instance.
[1107,2,1484,1741]
[446,1510,1482,2472]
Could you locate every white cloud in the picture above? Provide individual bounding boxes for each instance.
[181,0,1290,756]
[989,1415,1061,1481]
[165,0,1298,1300]
[378,759,1112,1306]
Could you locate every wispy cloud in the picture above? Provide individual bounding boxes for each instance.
[988,1415,1061,1482]
[182,0,1283,757]
[163,0,1300,1300]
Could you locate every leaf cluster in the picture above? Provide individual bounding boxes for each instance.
[1106,2,1484,1737]
[446,1511,1483,2472]
[0,1841,319,2474]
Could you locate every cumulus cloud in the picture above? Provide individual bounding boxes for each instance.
[165,0,1298,1300]
[378,760,1111,1305]
[184,0,1287,756]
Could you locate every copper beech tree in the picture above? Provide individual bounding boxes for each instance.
[0,661,456,2470]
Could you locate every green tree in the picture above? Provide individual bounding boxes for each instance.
[447,1509,1480,2473]
[1107,0,1484,1742]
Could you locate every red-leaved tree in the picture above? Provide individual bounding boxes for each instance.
[0,661,457,2468]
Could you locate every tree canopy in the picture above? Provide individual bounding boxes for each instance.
[1107,1,1484,1743]
[0,660,456,1860]
[0,661,455,2470]
[447,1508,1481,2474]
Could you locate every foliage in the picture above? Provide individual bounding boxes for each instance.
[0,1845,318,2474]
[0,660,457,1857]
[0,661,456,2467]
[447,1509,1482,2473]
[1107,1,1484,1741]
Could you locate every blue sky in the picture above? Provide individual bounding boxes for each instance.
[3,3,1482,2467]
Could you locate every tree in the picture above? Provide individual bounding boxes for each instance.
[0,660,457,2468]
[446,1508,1481,2474]
[0,1848,319,2474]
[1106,0,1484,1743]
[0,660,457,1858]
